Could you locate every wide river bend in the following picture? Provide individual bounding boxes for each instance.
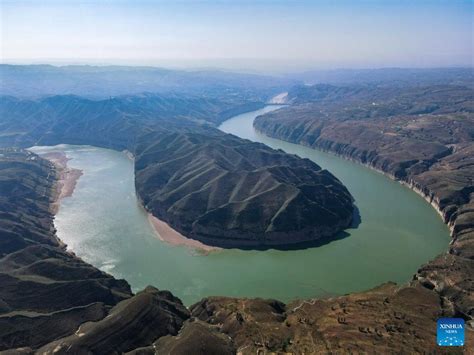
[30,105,449,305]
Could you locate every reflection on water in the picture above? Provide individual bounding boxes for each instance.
[29,107,449,305]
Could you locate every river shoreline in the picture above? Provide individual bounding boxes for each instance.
[123,148,221,253]
[254,127,454,236]
[41,151,83,214]
[147,213,221,253]
[253,113,474,326]
[29,107,452,306]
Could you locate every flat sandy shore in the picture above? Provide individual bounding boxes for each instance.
[41,151,83,213]
[147,214,221,253]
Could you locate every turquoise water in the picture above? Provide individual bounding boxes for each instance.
[29,106,449,305]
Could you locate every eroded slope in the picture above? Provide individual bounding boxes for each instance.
[135,131,353,247]
[0,95,355,248]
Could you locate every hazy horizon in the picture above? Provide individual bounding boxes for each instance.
[1,60,473,74]
[1,0,472,73]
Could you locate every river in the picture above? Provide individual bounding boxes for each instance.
[29,105,449,305]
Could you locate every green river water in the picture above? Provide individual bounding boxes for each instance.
[30,105,450,305]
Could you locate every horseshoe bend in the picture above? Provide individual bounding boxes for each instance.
[0,94,355,248]
[0,64,473,353]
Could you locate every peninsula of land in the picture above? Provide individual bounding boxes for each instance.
[0,93,355,248]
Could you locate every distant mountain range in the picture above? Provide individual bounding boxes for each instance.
[287,67,474,87]
[2,65,472,100]
[0,64,296,99]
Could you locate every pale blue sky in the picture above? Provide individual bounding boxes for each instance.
[1,0,472,72]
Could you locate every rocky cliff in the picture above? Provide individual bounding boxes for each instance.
[254,83,474,326]
[1,78,472,352]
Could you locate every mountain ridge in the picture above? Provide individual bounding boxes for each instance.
[0,94,355,248]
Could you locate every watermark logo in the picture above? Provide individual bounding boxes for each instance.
[437,318,464,347]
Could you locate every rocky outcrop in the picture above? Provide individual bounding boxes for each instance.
[0,138,472,353]
[1,80,472,352]
[0,149,351,353]
[191,283,470,353]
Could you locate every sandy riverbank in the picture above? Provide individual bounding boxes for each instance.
[41,151,83,213]
[147,213,221,253]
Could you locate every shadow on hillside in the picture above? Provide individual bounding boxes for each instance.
[351,205,361,229]
[216,205,362,252]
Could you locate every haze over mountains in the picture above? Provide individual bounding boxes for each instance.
[0,76,355,248]
[2,65,473,98]
[0,64,295,99]
[289,68,474,87]
[1,0,473,352]
[0,64,473,352]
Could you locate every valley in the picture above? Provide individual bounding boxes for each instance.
[0,66,472,353]
[24,104,449,307]
[0,94,354,248]
[1,0,472,351]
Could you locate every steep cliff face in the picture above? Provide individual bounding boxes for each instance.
[254,84,474,323]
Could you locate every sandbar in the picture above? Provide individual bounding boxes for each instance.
[147,213,221,253]
[41,151,83,213]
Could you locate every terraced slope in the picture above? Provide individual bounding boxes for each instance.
[0,95,355,248]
